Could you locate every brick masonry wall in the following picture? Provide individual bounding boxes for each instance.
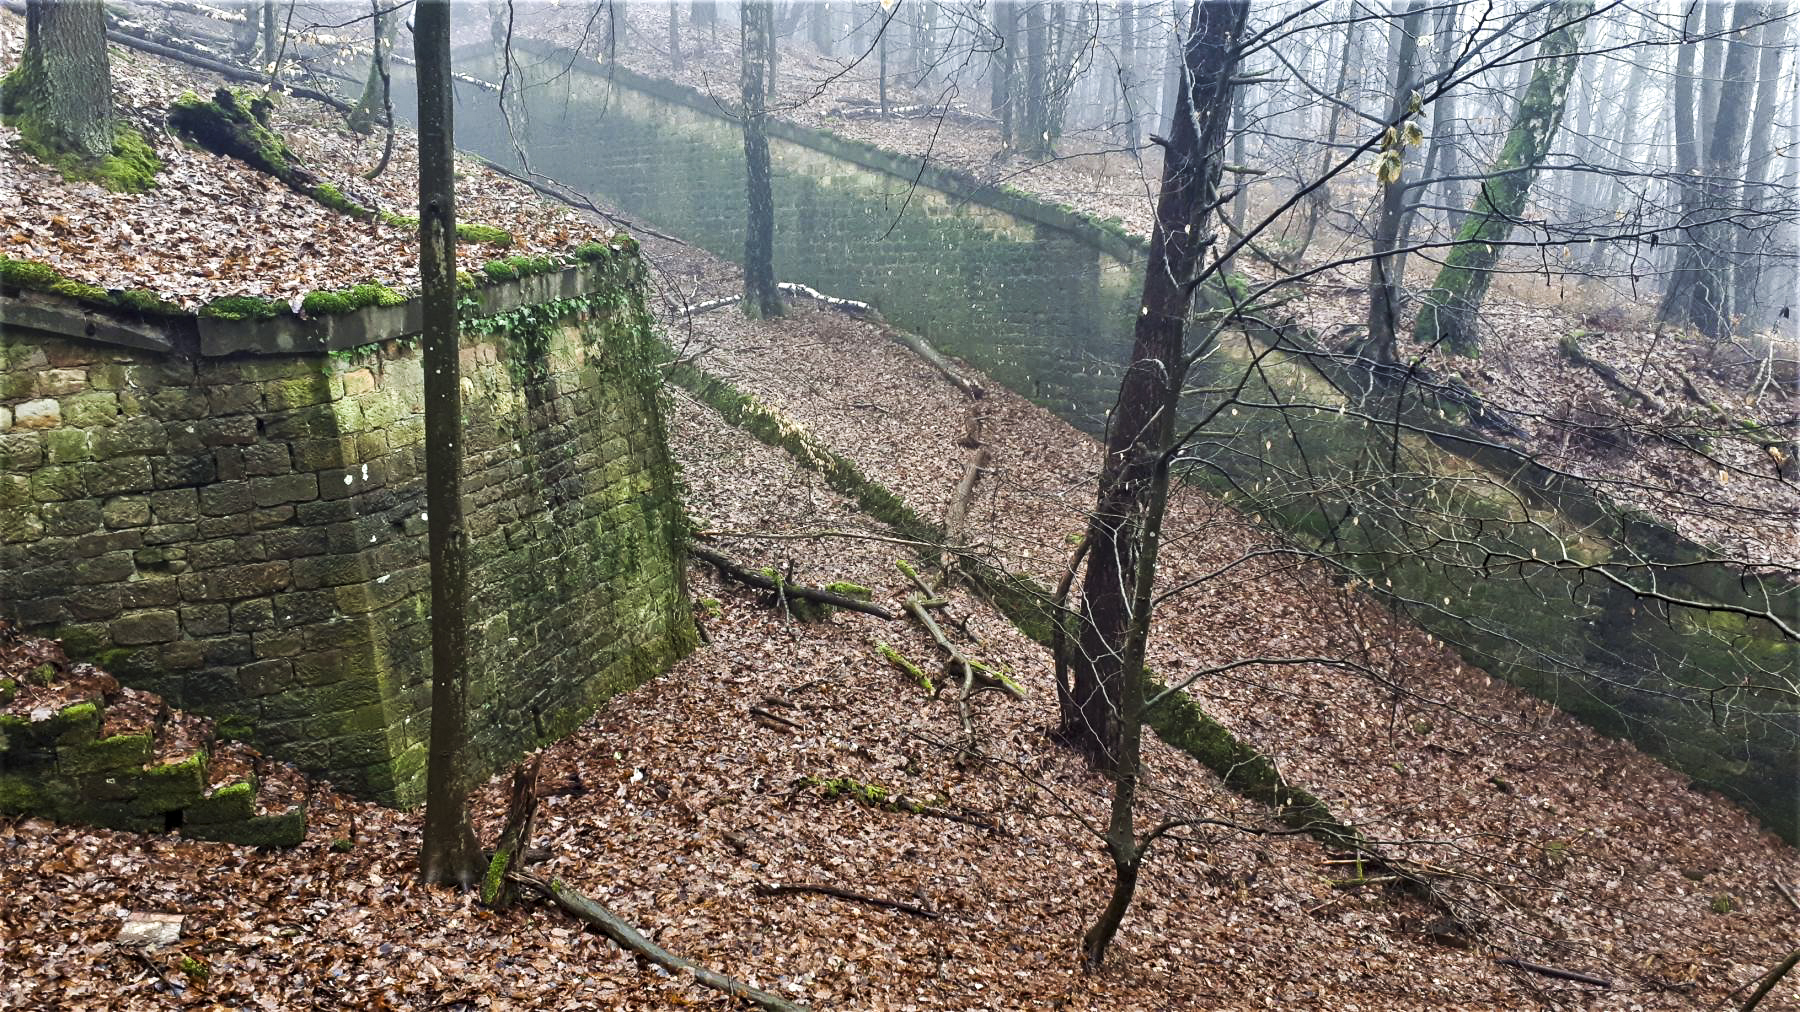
[0,285,694,807]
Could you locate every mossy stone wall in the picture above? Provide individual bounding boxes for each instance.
[413,53,1794,840]
[0,267,694,807]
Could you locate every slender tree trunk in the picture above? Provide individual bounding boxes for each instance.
[348,1,399,134]
[765,0,779,98]
[1061,0,1244,769]
[878,2,890,114]
[1077,3,1247,969]
[741,0,783,318]
[993,1,1017,147]
[1699,0,1726,143]
[1599,14,1650,241]
[1158,0,1181,134]
[810,1,831,55]
[262,0,277,65]
[1395,0,1458,267]
[1365,0,1428,363]
[1117,1,1137,148]
[670,1,685,70]
[1733,3,1789,321]
[415,0,485,890]
[1412,0,1591,355]
[1,0,113,162]
[1666,0,1763,336]
[1025,1,1050,156]
[1287,14,1357,264]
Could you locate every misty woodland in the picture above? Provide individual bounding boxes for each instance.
[0,0,1796,1008]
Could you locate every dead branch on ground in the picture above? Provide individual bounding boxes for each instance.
[753,882,939,920]
[691,544,896,620]
[509,872,808,1012]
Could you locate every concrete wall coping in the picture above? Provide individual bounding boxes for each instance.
[1,260,614,359]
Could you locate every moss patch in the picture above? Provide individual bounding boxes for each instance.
[200,295,286,321]
[300,282,407,316]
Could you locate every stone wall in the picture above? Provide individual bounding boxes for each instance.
[0,257,694,806]
[402,53,1796,840]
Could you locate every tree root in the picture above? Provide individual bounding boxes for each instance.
[691,544,896,620]
[753,882,939,920]
[509,872,808,1011]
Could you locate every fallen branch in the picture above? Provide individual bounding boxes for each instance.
[1495,957,1611,989]
[753,882,939,920]
[777,282,875,318]
[1773,879,1800,913]
[682,294,743,317]
[749,705,803,731]
[886,330,985,399]
[691,544,896,620]
[509,872,807,1012]
[1559,333,1667,415]
[876,641,933,694]
[1742,947,1800,1012]
[941,446,991,574]
[790,775,996,832]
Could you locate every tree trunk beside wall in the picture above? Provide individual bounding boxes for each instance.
[0,0,114,162]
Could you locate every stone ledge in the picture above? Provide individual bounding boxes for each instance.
[1,261,614,359]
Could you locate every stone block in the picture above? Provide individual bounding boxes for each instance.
[149,488,199,523]
[13,399,60,430]
[241,442,293,476]
[60,392,119,427]
[57,733,154,776]
[182,780,255,824]
[0,432,45,471]
[40,500,102,537]
[251,473,319,507]
[111,610,181,645]
[199,481,254,517]
[44,428,92,464]
[93,417,167,458]
[84,458,153,496]
[30,465,85,502]
[101,496,151,529]
[182,806,305,847]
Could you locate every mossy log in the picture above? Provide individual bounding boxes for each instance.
[1558,333,1666,414]
[509,871,808,1012]
[481,754,541,909]
[690,543,897,619]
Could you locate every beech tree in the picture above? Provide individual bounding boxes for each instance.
[1412,0,1591,355]
[740,0,783,318]
[2,0,113,164]
[346,0,400,135]
[415,0,486,889]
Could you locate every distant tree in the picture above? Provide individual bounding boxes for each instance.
[1364,0,1428,363]
[1412,0,1591,355]
[346,0,399,135]
[669,0,684,71]
[1023,1,1050,155]
[992,0,1017,147]
[1,0,113,163]
[740,0,783,318]
[1734,3,1791,320]
[1662,1,1763,338]
[415,0,487,890]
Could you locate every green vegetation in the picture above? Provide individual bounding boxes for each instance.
[300,282,408,316]
[199,295,286,321]
[481,254,561,283]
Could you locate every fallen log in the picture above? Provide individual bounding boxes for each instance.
[1742,947,1800,1012]
[1495,957,1611,989]
[509,872,808,1012]
[777,282,875,318]
[690,544,897,620]
[753,882,939,920]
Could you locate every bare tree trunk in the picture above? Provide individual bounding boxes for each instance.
[262,0,276,66]
[1287,14,1357,263]
[741,0,783,319]
[1699,0,1726,143]
[1412,0,1590,355]
[415,0,486,890]
[993,0,1017,147]
[1733,2,1790,321]
[670,1,684,70]
[1024,1,1050,156]
[347,0,399,134]
[1365,0,1427,363]
[810,0,831,55]
[1,0,113,162]
[1666,0,1763,336]
[1061,0,1243,769]
[1076,0,1248,969]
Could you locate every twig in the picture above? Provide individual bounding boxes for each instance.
[753,882,939,920]
[750,705,803,731]
[1495,957,1611,988]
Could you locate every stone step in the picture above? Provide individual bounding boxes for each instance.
[0,622,307,846]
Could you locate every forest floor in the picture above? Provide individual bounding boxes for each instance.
[1,14,1797,1011]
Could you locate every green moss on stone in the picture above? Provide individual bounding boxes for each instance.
[301,282,407,316]
[109,288,184,315]
[183,780,255,824]
[481,255,559,283]
[457,222,515,246]
[57,733,153,776]
[183,806,306,847]
[199,295,286,321]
